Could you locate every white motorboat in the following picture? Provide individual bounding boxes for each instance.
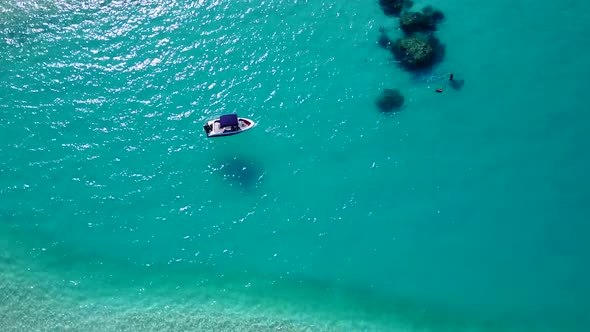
[203,113,256,138]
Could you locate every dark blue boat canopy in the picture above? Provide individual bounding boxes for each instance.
[220,114,238,127]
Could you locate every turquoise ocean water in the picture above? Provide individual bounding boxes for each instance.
[2,0,590,331]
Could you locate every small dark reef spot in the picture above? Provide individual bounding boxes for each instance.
[376,89,405,113]
[450,78,465,90]
[422,6,445,22]
[379,0,413,17]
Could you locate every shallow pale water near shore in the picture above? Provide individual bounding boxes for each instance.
[2,0,590,331]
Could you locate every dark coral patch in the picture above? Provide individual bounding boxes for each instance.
[376,89,405,113]
[391,33,445,70]
[399,6,445,34]
[379,0,413,17]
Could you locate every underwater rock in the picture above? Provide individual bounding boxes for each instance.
[422,6,445,23]
[376,89,405,112]
[379,0,413,17]
[399,12,436,33]
[391,33,444,69]
[399,7,445,33]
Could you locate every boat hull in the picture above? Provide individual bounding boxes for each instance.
[203,117,256,138]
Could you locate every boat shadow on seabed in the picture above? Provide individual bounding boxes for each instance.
[213,156,265,190]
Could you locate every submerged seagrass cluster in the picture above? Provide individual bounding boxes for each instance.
[374,0,447,113]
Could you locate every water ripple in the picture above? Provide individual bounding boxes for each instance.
[6,2,560,329]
